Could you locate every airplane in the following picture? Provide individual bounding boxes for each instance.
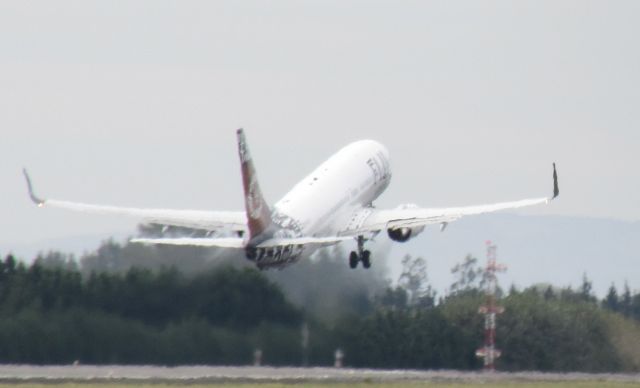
[24,129,559,270]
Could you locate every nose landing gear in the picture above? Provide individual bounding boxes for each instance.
[349,235,372,269]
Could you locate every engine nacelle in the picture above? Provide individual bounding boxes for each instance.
[386,203,426,242]
[387,226,425,242]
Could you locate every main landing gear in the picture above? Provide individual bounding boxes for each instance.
[349,235,371,269]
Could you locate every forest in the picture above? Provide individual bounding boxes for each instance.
[1,234,639,371]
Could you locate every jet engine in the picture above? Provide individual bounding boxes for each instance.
[387,225,425,242]
[386,203,425,242]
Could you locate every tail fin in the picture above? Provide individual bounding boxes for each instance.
[237,129,272,241]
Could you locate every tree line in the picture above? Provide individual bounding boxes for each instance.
[0,253,305,364]
[0,242,639,371]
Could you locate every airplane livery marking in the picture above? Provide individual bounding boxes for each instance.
[238,135,250,163]
[247,175,263,220]
[366,151,391,184]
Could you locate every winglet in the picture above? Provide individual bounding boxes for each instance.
[237,129,272,241]
[552,163,559,200]
[22,168,46,207]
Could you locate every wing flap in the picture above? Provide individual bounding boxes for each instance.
[257,236,353,248]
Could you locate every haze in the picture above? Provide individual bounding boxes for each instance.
[1,2,639,291]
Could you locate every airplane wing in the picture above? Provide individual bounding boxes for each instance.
[345,163,559,236]
[23,169,247,233]
[355,197,551,233]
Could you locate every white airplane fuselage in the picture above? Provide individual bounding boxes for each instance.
[252,140,391,268]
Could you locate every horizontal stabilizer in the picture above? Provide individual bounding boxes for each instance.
[131,237,245,248]
[130,235,353,249]
[256,236,353,248]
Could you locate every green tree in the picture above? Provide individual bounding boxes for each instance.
[631,292,640,321]
[398,255,435,307]
[621,282,632,317]
[450,254,484,295]
[375,287,409,311]
[580,273,597,303]
[604,283,620,312]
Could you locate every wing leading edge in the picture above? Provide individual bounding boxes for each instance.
[23,169,247,233]
[347,163,560,235]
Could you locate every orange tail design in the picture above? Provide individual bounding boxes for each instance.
[237,129,272,241]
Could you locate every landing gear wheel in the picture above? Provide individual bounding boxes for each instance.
[245,248,257,260]
[362,250,371,269]
[349,251,359,269]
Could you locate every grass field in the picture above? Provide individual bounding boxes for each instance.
[1,383,639,388]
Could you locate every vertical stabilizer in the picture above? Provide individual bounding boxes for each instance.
[237,129,272,241]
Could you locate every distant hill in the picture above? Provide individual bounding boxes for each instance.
[387,214,640,298]
[2,214,638,298]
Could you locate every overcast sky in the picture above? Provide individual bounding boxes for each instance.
[1,1,639,256]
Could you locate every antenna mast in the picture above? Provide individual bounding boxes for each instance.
[475,241,506,371]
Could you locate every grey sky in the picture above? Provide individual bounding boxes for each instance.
[1,1,639,257]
